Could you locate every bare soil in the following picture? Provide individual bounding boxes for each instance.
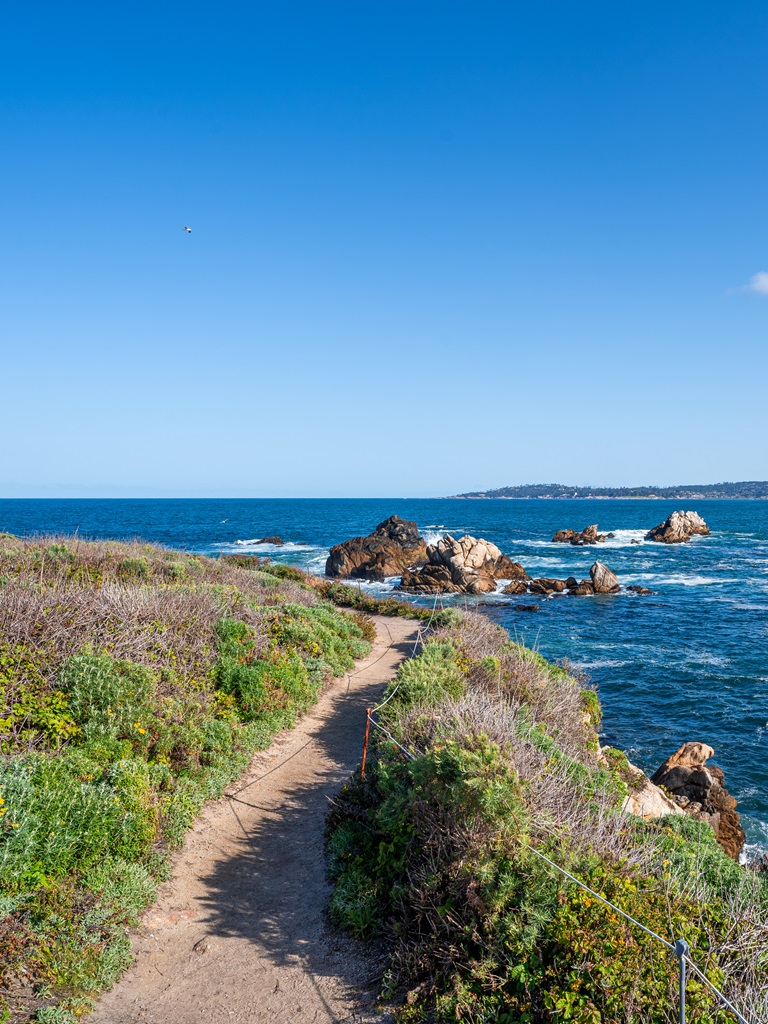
[89,614,420,1024]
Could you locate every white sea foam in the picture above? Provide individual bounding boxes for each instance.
[687,651,730,667]
[420,529,447,546]
[598,529,649,547]
[228,539,323,553]
[643,574,732,587]
[574,658,629,669]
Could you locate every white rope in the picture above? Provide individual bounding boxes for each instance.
[367,714,422,759]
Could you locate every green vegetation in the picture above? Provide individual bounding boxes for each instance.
[327,611,768,1023]
[0,535,379,1022]
[451,481,768,499]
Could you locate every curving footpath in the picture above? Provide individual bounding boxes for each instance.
[89,614,420,1024]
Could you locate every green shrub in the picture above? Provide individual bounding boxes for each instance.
[0,532,393,1021]
[0,753,156,885]
[327,618,766,1024]
[58,653,155,751]
[378,640,464,719]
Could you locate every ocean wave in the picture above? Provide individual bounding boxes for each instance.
[643,574,736,587]
[574,658,630,669]
[227,540,323,553]
[686,651,730,667]
[421,529,447,546]
[515,529,649,549]
[597,529,649,547]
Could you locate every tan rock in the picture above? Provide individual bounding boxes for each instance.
[552,524,605,545]
[646,511,710,544]
[622,766,684,820]
[651,742,745,859]
[398,534,527,595]
[590,561,620,593]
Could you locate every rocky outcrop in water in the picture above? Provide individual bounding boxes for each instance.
[326,516,427,580]
[651,742,745,859]
[569,579,597,596]
[257,536,284,546]
[399,534,526,595]
[552,524,606,545]
[528,577,568,595]
[502,579,528,595]
[590,561,620,593]
[645,511,710,544]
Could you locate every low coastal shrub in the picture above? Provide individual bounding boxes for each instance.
[327,616,768,1023]
[0,534,380,1022]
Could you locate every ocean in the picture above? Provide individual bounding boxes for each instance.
[2,497,766,850]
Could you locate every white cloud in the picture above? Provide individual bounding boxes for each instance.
[746,271,768,295]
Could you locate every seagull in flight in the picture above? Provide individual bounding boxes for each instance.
[183,225,192,233]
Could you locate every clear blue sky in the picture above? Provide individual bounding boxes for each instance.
[3,1,768,497]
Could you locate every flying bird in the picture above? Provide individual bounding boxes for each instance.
[183,226,192,233]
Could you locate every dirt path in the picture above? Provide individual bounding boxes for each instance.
[90,614,420,1024]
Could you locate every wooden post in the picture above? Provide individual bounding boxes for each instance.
[360,708,373,780]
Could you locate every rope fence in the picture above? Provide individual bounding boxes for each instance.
[357,704,757,1024]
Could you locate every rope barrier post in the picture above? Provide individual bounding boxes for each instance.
[360,708,373,781]
[674,939,689,1024]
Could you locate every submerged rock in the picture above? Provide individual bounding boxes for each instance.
[399,534,524,595]
[651,742,745,859]
[590,561,620,593]
[626,584,653,595]
[326,516,427,580]
[514,604,539,612]
[257,535,284,546]
[646,510,710,544]
[552,524,606,545]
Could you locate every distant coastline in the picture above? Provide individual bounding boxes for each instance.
[446,481,768,500]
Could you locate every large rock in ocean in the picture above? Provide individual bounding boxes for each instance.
[646,510,710,543]
[325,516,427,580]
[651,742,745,859]
[552,524,606,545]
[399,534,526,595]
[589,561,620,593]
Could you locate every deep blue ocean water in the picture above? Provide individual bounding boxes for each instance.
[2,497,767,849]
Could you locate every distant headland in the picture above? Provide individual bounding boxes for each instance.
[447,480,768,499]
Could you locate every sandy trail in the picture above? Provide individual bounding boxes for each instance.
[89,614,419,1024]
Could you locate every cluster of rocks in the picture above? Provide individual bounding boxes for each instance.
[327,511,711,593]
[619,741,744,860]
[552,524,615,545]
[651,742,745,859]
[325,516,427,581]
[514,561,621,597]
[552,511,710,546]
[645,510,710,544]
[326,517,649,598]
[398,534,526,595]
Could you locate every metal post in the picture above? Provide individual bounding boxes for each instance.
[674,939,689,1024]
[360,708,373,781]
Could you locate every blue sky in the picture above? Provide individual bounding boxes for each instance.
[3,1,768,496]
